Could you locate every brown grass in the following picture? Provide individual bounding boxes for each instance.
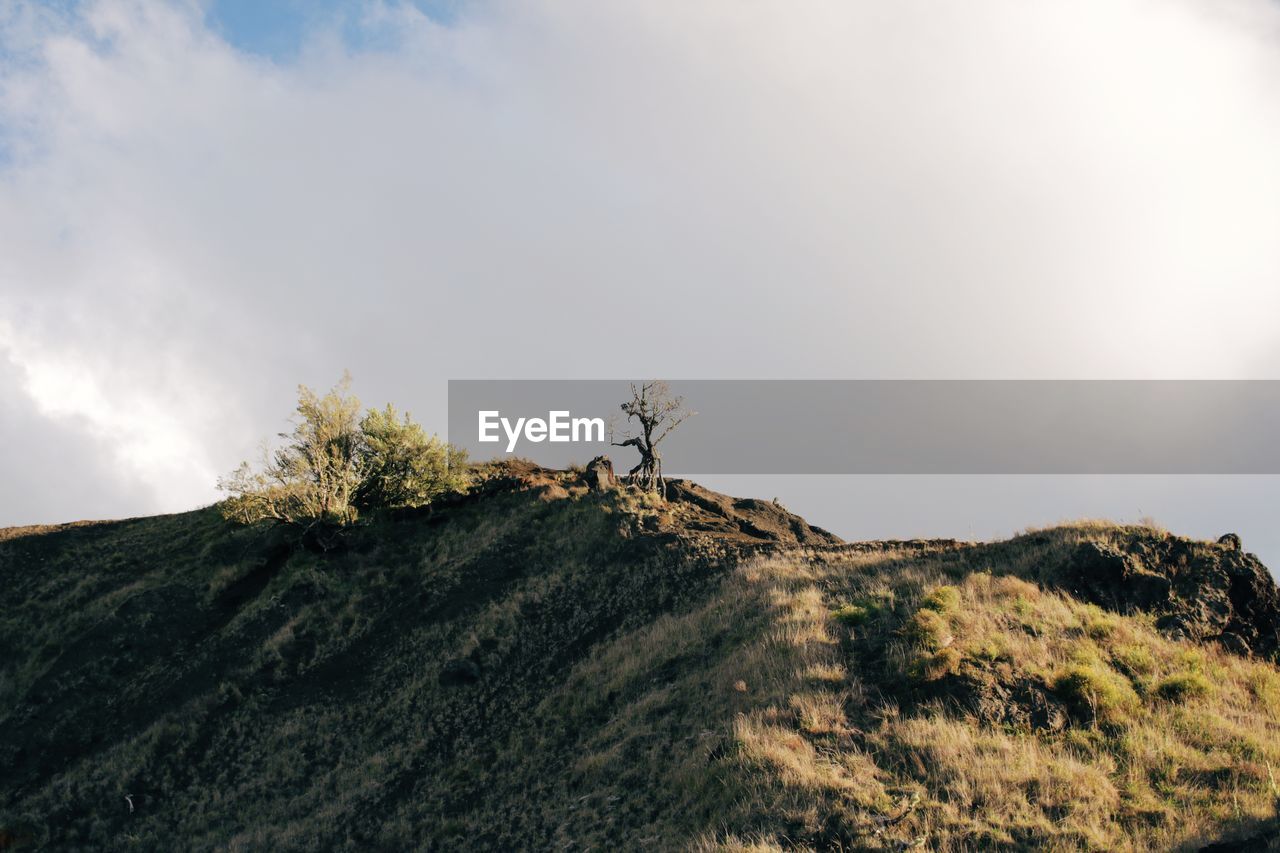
[4,493,1278,851]
[676,529,1280,850]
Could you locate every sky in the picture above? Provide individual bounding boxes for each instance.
[1,1,1279,562]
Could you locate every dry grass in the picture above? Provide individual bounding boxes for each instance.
[675,534,1280,851]
[4,493,1279,851]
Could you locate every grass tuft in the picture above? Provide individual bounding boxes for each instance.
[1153,672,1213,702]
[1054,658,1141,727]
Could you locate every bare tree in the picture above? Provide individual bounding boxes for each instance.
[610,381,693,495]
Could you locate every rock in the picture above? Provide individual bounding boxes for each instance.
[1013,680,1070,733]
[1065,542,1172,613]
[438,659,481,686]
[1062,533,1280,661]
[1217,633,1252,657]
[942,673,1069,733]
[664,479,843,547]
[583,456,616,492]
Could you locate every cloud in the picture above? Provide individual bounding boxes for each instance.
[0,348,155,523]
[1,0,1280,523]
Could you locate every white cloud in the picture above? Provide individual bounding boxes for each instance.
[1,0,1280,524]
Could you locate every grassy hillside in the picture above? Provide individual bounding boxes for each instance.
[2,467,1279,851]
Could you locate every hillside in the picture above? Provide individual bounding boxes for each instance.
[2,464,1280,851]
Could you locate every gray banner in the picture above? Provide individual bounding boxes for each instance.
[446,380,1280,474]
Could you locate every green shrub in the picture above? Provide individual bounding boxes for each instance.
[1153,672,1213,703]
[831,595,888,627]
[356,404,470,510]
[904,608,953,651]
[910,647,962,683]
[1054,659,1140,726]
[219,375,367,525]
[920,585,961,615]
[1111,643,1157,678]
[831,604,871,626]
[219,375,469,526]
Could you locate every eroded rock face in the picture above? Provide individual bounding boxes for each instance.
[1064,533,1280,660]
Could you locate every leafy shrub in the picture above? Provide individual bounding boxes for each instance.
[356,405,469,510]
[219,375,469,526]
[219,376,365,525]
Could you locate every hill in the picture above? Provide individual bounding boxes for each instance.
[2,463,1280,851]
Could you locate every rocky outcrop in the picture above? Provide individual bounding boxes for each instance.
[1063,532,1280,660]
[665,479,843,547]
[582,456,616,492]
[928,672,1069,733]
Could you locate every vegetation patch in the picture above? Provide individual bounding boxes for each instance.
[219,374,469,527]
[909,646,963,683]
[919,584,960,615]
[1153,672,1214,703]
[4,490,1280,851]
[1111,642,1157,679]
[1053,657,1141,727]
[830,593,890,627]
[903,606,953,651]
